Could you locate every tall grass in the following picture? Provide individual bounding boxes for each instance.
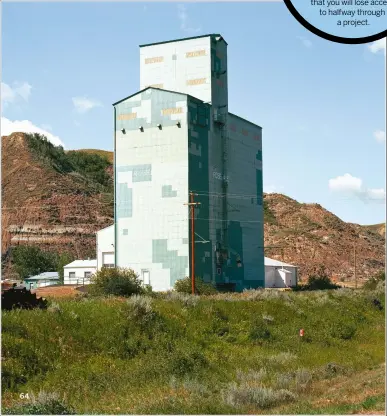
[2,288,385,414]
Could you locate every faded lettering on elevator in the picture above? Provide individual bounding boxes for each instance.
[186,50,206,58]
[145,56,164,64]
[162,107,183,115]
[186,78,206,86]
[117,113,137,121]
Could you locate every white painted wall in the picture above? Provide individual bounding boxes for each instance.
[140,36,212,103]
[265,266,297,288]
[64,266,96,285]
[97,225,115,270]
[115,90,190,292]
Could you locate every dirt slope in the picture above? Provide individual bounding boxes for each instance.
[263,193,385,282]
[1,133,113,269]
[1,133,384,282]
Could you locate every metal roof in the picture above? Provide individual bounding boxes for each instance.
[112,86,188,107]
[25,272,59,281]
[229,112,262,130]
[112,89,261,130]
[264,257,297,268]
[139,33,227,48]
[64,259,97,268]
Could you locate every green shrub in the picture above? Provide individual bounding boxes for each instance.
[162,291,199,307]
[364,270,385,290]
[223,383,296,409]
[169,348,208,377]
[249,319,271,342]
[297,266,340,291]
[294,368,312,391]
[331,321,357,340]
[90,267,149,297]
[174,276,217,295]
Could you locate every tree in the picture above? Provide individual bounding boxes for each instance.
[89,267,150,297]
[12,246,57,280]
[303,266,339,291]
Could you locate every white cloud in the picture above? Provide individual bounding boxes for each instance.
[374,129,386,143]
[1,81,32,105]
[72,96,102,114]
[177,4,201,34]
[329,173,385,203]
[0,117,65,148]
[367,38,386,55]
[297,36,312,48]
[329,173,362,193]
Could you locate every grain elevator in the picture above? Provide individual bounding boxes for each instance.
[113,34,264,291]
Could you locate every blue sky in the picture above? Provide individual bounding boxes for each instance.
[1,2,385,225]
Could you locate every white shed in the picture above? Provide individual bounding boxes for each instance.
[63,259,97,285]
[96,225,115,271]
[265,257,298,288]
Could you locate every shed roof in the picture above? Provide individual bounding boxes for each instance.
[25,272,59,281]
[264,257,297,268]
[64,259,97,268]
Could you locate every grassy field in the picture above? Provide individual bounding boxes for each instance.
[2,287,385,414]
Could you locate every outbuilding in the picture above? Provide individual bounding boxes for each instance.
[63,259,97,285]
[264,257,298,288]
[96,225,115,270]
[23,272,60,290]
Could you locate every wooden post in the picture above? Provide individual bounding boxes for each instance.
[191,192,195,295]
[184,193,200,295]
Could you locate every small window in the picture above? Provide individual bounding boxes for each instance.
[141,269,150,285]
[84,272,91,279]
[69,272,75,279]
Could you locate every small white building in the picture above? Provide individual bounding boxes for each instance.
[265,257,298,288]
[63,259,97,285]
[96,225,115,270]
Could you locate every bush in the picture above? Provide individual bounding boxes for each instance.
[90,267,149,297]
[223,384,296,409]
[127,295,154,321]
[363,270,385,290]
[298,266,339,291]
[174,276,217,295]
[249,320,271,342]
[331,321,357,340]
[294,368,312,391]
[163,291,199,307]
[169,348,208,377]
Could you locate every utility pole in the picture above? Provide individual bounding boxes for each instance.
[354,243,357,289]
[184,192,201,295]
